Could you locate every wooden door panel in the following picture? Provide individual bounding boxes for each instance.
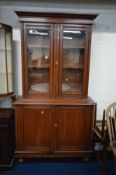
[21,106,52,152]
[55,106,93,152]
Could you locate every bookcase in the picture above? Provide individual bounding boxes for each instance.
[14,12,97,158]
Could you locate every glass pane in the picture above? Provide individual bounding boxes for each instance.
[8,73,13,93]
[0,29,7,94]
[6,31,13,93]
[0,29,5,50]
[62,29,85,93]
[6,31,12,51]
[27,28,50,93]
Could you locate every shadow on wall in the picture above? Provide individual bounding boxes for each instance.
[12,39,22,96]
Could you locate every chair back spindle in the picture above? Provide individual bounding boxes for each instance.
[106,102,116,156]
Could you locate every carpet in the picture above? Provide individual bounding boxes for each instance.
[0,158,113,175]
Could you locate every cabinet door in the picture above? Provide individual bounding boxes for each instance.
[58,25,91,98]
[17,106,52,153]
[0,109,15,165]
[23,24,54,97]
[54,106,94,153]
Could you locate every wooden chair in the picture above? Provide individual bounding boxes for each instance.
[93,110,109,174]
[106,102,116,174]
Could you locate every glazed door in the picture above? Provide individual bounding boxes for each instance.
[58,25,91,98]
[54,106,93,153]
[22,23,91,98]
[23,24,54,97]
[18,106,52,153]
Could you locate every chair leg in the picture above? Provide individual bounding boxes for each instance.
[102,144,107,175]
[113,157,116,175]
[93,144,107,175]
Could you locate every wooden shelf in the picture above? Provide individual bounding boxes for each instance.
[63,46,84,49]
[0,49,11,51]
[63,64,83,69]
[28,45,49,48]
[28,64,49,68]
[28,45,84,49]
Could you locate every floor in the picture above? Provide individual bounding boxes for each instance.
[0,157,113,175]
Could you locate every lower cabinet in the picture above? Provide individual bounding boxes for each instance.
[54,106,93,153]
[15,103,96,158]
[16,106,52,155]
[0,108,15,166]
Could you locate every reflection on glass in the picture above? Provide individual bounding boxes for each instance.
[6,32,13,93]
[0,27,13,95]
[62,29,85,93]
[62,69,83,92]
[27,28,50,93]
[0,29,7,94]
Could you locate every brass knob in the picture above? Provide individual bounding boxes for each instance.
[65,78,69,82]
[41,111,44,114]
[56,61,58,65]
[54,123,58,128]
